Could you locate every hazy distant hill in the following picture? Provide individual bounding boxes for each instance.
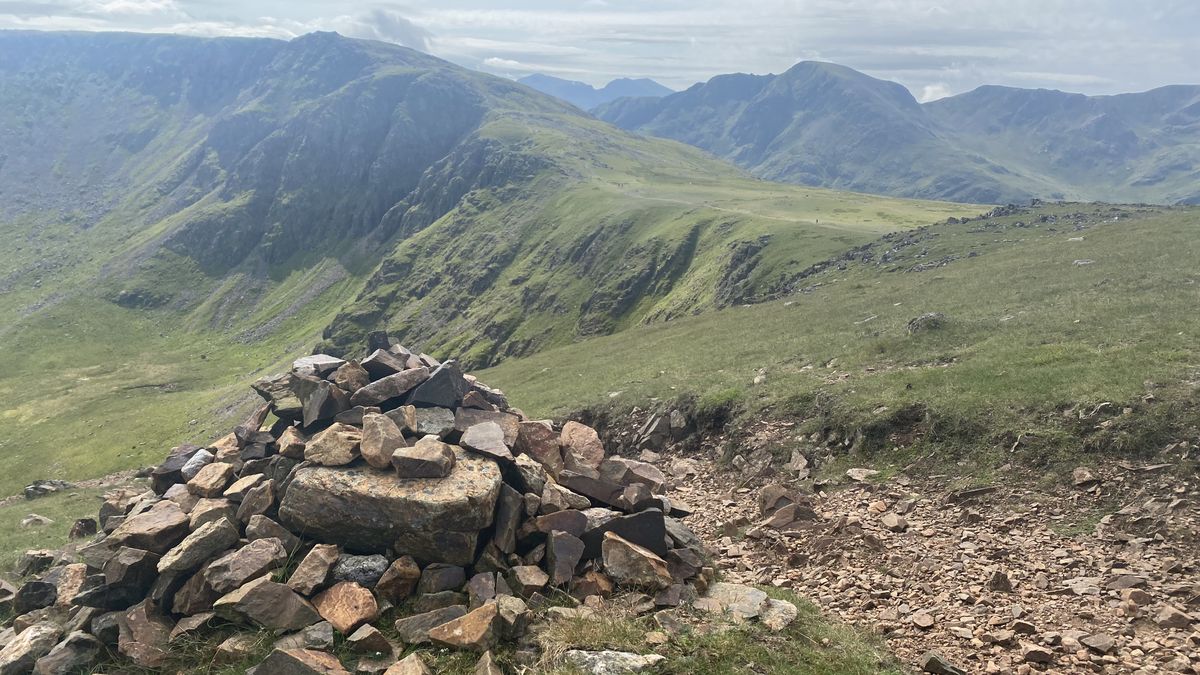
[518,73,672,110]
[596,62,1200,204]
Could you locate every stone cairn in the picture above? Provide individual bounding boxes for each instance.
[0,339,715,674]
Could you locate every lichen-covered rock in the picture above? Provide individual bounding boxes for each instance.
[279,452,500,565]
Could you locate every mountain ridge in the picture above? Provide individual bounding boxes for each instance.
[518,72,672,110]
[596,61,1200,204]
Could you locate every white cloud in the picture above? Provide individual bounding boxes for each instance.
[0,1,1196,95]
[919,83,952,102]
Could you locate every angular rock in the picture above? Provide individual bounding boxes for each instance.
[151,445,203,494]
[408,362,469,409]
[428,602,500,652]
[881,512,908,532]
[110,500,190,554]
[546,532,585,586]
[460,422,513,462]
[278,426,308,459]
[760,598,798,631]
[254,372,304,419]
[295,354,347,376]
[564,650,665,674]
[361,413,408,470]
[392,436,456,479]
[158,518,240,574]
[289,544,341,596]
[13,581,56,615]
[474,651,503,675]
[279,457,501,565]
[384,653,433,675]
[1154,605,1194,629]
[118,600,174,668]
[332,361,371,393]
[514,421,563,476]
[0,623,62,675]
[385,405,418,434]
[32,630,102,675]
[492,484,522,554]
[361,349,409,380]
[411,407,455,437]
[180,449,215,482]
[582,509,668,560]
[173,571,221,615]
[465,573,496,609]
[305,423,363,466]
[375,556,421,603]
[246,514,301,553]
[189,497,236,530]
[345,624,392,655]
[537,510,588,537]
[505,566,548,596]
[205,537,288,593]
[698,582,768,620]
[393,606,468,645]
[224,474,266,502]
[214,633,261,664]
[454,409,519,446]
[246,648,351,675]
[168,612,214,643]
[273,621,335,652]
[560,421,605,472]
[301,379,352,428]
[1020,641,1053,664]
[332,554,390,587]
[214,576,321,631]
[920,651,967,675]
[313,582,378,635]
[236,479,277,523]
[602,532,672,591]
[418,564,466,595]
[599,457,665,492]
[350,368,430,408]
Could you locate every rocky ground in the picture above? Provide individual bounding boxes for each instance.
[659,436,1200,674]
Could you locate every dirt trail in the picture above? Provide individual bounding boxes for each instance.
[664,449,1200,674]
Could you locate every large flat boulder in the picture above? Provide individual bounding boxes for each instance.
[278,449,501,565]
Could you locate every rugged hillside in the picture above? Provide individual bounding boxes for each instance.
[596,63,1200,204]
[518,73,672,110]
[0,30,971,495]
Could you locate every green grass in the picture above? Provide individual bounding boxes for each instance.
[0,487,119,572]
[481,203,1200,467]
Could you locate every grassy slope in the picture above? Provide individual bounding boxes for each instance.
[0,171,969,498]
[482,203,1200,464]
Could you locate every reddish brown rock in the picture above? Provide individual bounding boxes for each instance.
[560,421,604,472]
[514,421,563,476]
[205,537,288,593]
[360,413,407,470]
[187,462,237,498]
[375,555,421,603]
[247,648,351,675]
[213,576,320,631]
[601,532,672,591]
[278,427,307,459]
[392,436,456,479]
[312,582,379,635]
[289,544,341,596]
[118,600,175,668]
[428,602,500,652]
[110,501,190,554]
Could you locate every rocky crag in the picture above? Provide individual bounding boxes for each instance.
[0,337,798,674]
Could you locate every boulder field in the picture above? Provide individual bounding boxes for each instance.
[0,336,770,674]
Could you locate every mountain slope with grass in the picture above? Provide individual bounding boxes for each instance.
[0,30,971,497]
[596,62,1200,204]
[482,201,1200,468]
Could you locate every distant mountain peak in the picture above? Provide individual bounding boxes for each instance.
[517,73,672,111]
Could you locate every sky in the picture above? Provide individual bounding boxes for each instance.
[1,1,1198,101]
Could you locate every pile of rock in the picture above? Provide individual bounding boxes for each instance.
[0,339,712,674]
